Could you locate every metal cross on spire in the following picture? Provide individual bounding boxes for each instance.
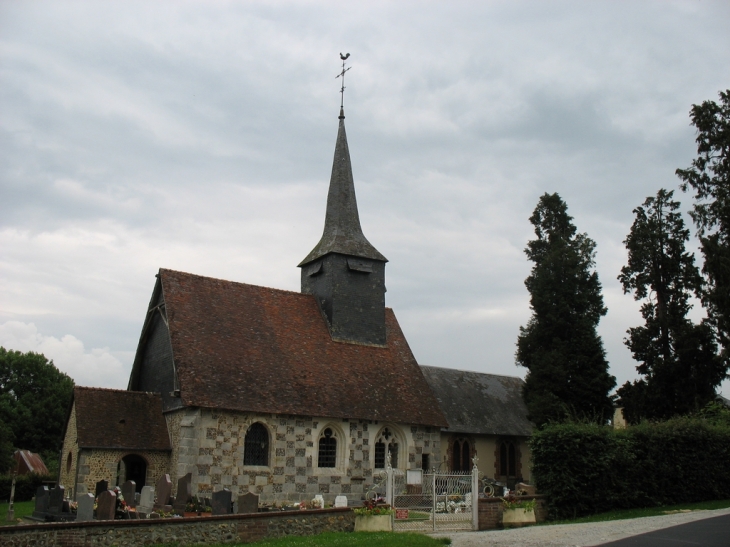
[336,52,351,109]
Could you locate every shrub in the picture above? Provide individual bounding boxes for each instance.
[530,417,730,519]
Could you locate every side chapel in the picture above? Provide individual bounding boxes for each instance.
[59,104,533,504]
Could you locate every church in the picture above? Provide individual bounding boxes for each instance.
[58,103,533,505]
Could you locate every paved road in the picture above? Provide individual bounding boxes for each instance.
[597,513,730,546]
[435,507,730,547]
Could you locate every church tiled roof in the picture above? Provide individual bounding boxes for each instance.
[419,365,533,436]
[159,268,447,427]
[73,387,171,450]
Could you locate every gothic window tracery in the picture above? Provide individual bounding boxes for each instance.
[318,427,337,468]
[374,427,399,469]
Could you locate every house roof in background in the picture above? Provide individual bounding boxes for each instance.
[419,365,533,437]
[159,268,447,427]
[12,450,48,475]
[73,387,171,451]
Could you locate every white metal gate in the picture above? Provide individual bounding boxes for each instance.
[384,457,479,532]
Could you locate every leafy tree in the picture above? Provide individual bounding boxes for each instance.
[0,347,74,470]
[617,189,723,423]
[517,193,616,426]
[676,90,730,368]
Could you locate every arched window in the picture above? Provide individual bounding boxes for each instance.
[244,422,269,466]
[499,440,516,477]
[374,427,399,469]
[451,437,472,472]
[318,427,337,468]
[66,452,73,474]
[122,454,147,492]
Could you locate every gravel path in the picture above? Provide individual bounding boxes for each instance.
[432,507,730,547]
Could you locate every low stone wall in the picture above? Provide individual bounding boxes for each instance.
[0,508,354,547]
[478,495,547,530]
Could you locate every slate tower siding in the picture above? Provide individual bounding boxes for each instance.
[301,254,386,345]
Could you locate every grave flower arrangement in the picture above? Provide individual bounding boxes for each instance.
[185,496,212,514]
[353,496,393,516]
[500,495,536,513]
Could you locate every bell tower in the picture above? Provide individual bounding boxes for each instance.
[298,106,388,345]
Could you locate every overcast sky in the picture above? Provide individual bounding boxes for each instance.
[1,1,729,398]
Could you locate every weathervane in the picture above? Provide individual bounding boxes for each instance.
[336,52,351,109]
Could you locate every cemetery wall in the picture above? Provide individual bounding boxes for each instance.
[171,407,441,505]
[75,449,170,495]
[58,403,79,492]
[0,507,355,547]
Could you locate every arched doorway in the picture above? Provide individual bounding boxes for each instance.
[122,454,147,492]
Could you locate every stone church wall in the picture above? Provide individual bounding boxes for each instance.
[74,449,170,495]
[58,403,78,492]
[171,407,441,505]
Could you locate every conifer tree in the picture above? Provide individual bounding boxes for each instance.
[676,90,730,370]
[616,189,723,423]
[517,193,616,426]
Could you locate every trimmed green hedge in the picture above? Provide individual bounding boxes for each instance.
[530,418,730,519]
[0,473,55,502]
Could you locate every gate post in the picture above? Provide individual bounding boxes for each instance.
[385,451,394,506]
[472,456,479,531]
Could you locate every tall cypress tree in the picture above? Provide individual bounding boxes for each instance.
[676,90,730,370]
[616,189,723,423]
[516,193,616,426]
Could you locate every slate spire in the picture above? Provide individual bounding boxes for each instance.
[299,108,387,267]
[299,107,388,346]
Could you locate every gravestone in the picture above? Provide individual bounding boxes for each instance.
[96,490,116,520]
[313,494,324,508]
[237,492,258,514]
[95,480,109,498]
[135,492,140,506]
[121,480,136,508]
[48,485,65,514]
[334,495,348,508]
[173,473,192,512]
[211,489,232,515]
[154,474,172,508]
[138,486,155,514]
[33,486,50,517]
[76,493,95,522]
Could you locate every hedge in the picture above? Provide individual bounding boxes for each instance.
[0,473,56,502]
[530,417,730,519]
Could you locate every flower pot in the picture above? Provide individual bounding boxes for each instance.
[354,514,392,532]
[502,507,536,527]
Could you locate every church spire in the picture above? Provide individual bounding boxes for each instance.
[298,109,387,267]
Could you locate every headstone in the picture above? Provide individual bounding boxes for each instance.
[48,485,65,514]
[334,495,348,508]
[154,474,172,508]
[95,480,109,498]
[313,494,324,508]
[237,492,258,514]
[76,493,95,522]
[139,485,155,513]
[76,483,88,496]
[135,493,140,506]
[33,486,50,516]
[96,490,116,520]
[211,489,232,515]
[121,480,136,508]
[173,473,192,512]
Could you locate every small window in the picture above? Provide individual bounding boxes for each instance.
[421,453,430,471]
[244,423,269,466]
[318,428,337,468]
[66,452,73,474]
[374,427,399,469]
[451,438,471,472]
[499,441,516,477]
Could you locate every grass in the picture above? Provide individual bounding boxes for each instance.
[0,500,35,526]
[543,499,730,526]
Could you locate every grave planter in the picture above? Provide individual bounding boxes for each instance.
[502,507,536,527]
[354,514,392,532]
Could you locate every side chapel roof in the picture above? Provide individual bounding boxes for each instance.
[156,268,447,427]
[299,109,387,266]
[419,365,534,437]
[73,387,171,451]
